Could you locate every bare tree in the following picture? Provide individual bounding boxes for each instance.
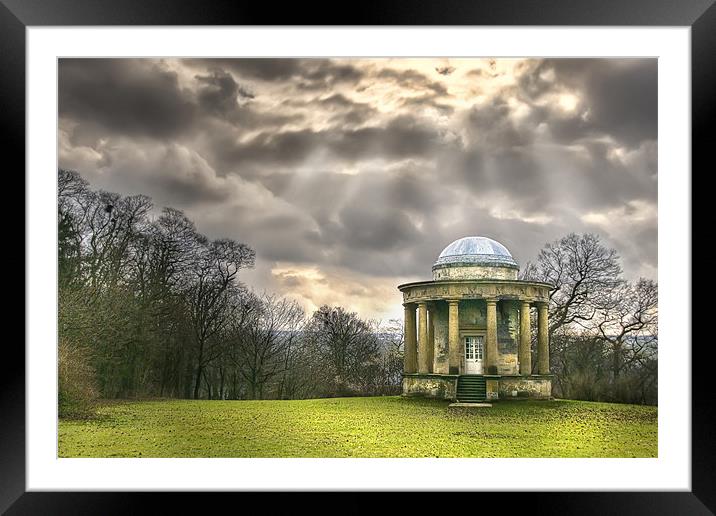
[228,293,305,399]
[58,169,265,404]
[58,170,89,288]
[549,328,610,401]
[185,238,255,399]
[134,208,200,396]
[595,278,658,381]
[521,233,658,405]
[306,306,380,396]
[376,319,404,395]
[522,233,623,335]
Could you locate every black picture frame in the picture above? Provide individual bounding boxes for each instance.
[3,0,710,513]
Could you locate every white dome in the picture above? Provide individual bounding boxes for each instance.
[434,236,518,270]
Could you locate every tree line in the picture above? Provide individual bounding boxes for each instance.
[58,169,657,415]
[521,233,658,405]
[58,169,403,416]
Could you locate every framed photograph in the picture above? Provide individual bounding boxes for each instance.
[6,0,711,512]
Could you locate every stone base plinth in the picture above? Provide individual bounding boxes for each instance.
[402,373,552,401]
[497,375,553,400]
[402,374,457,400]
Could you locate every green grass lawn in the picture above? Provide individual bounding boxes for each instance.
[58,397,657,458]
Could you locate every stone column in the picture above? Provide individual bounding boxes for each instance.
[417,302,429,374]
[537,302,550,374]
[448,300,460,374]
[519,300,532,376]
[486,298,498,374]
[427,305,435,373]
[403,303,417,374]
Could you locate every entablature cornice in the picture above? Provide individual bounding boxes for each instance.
[398,279,552,304]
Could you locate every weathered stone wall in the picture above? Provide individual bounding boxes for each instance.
[458,299,486,327]
[402,374,456,400]
[433,264,518,281]
[497,301,519,375]
[428,299,520,375]
[498,377,552,399]
[432,303,449,374]
[486,378,499,400]
[403,374,552,401]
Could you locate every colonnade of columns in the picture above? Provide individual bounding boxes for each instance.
[403,299,550,376]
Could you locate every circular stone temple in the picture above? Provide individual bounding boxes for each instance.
[398,236,554,402]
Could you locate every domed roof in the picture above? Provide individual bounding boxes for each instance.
[434,236,518,269]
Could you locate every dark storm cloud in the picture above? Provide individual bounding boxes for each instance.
[331,109,374,127]
[182,58,365,89]
[434,99,550,212]
[322,198,566,279]
[196,68,254,117]
[441,130,655,219]
[71,142,236,209]
[329,115,448,160]
[284,93,379,127]
[385,167,441,213]
[313,93,358,109]
[310,170,434,254]
[375,68,448,96]
[59,59,197,140]
[578,141,652,203]
[146,170,231,205]
[60,59,304,147]
[400,94,455,116]
[182,58,305,81]
[212,114,448,169]
[192,68,301,130]
[246,166,441,276]
[280,171,352,227]
[466,97,533,148]
[58,58,658,318]
[248,214,321,263]
[428,60,658,217]
[629,224,658,269]
[215,129,317,166]
[470,150,547,209]
[338,202,423,252]
[295,61,365,91]
[519,59,657,146]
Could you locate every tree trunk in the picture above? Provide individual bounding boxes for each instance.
[193,364,203,399]
[193,337,206,399]
[613,342,622,380]
[203,370,213,399]
[249,378,256,400]
[219,367,225,400]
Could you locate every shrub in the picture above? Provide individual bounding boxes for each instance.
[58,339,98,418]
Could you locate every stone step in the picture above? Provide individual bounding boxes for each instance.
[456,375,487,402]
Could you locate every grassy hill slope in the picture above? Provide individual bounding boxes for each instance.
[59,396,657,458]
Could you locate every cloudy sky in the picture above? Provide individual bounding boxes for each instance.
[58,58,657,321]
